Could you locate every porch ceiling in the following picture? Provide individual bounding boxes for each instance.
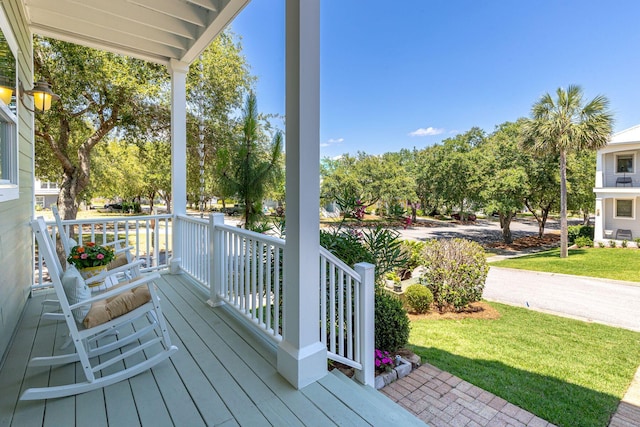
[22,0,250,65]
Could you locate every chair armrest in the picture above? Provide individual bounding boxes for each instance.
[84,259,144,286]
[102,240,128,249]
[114,245,135,255]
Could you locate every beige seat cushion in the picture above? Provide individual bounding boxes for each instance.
[83,280,151,328]
[106,252,130,270]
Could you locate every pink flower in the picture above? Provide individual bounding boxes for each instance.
[96,253,104,260]
[80,253,88,259]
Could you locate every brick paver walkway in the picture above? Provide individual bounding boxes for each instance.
[381,363,555,427]
[609,366,640,427]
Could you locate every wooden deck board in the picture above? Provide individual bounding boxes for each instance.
[0,273,425,427]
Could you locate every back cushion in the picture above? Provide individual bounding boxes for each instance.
[61,265,91,323]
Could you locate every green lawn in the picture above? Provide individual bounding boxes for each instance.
[408,302,640,427]
[490,247,640,282]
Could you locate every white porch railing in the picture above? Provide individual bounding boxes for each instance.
[175,214,211,291]
[33,214,172,289]
[181,213,375,386]
[34,212,374,386]
[320,248,375,386]
[208,215,286,344]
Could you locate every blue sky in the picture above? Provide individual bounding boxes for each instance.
[231,1,640,158]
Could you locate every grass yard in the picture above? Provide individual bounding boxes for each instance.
[490,247,640,283]
[408,302,640,427]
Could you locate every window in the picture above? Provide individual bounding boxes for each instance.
[35,196,44,209]
[615,199,634,219]
[0,7,18,203]
[616,154,634,174]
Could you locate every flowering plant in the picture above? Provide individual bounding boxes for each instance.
[375,349,394,373]
[67,242,115,269]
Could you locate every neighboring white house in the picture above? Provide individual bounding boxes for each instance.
[594,125,640,244]
[34,179,59,210]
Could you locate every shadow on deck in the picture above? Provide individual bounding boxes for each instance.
[0,273,424,426]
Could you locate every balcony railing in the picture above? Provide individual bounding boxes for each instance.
[33,212,374,386]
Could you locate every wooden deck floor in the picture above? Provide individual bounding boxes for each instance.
[0,273,424,426]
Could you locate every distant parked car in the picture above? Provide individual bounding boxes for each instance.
[451,212,476,221]
[222,204,244,216]
[104,203,123,212]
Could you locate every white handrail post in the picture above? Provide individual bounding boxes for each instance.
[354,262,375,387]
[208,213,225,307]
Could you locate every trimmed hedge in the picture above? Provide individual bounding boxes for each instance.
[404,284,433,314]
[568,225,594,244]
[375,290,410,352]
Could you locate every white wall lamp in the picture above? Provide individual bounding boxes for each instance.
[19,79,59,112]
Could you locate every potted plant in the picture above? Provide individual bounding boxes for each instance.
[385,271,402,292]
[67,242,116,287]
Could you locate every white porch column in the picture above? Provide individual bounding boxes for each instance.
[595,197,604,241]
[277,0,326,389]
[169,59,189,273]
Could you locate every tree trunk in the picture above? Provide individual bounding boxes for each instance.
[559,149,568,258]
[499,212,514,244]
[539,204,551,238]
[57,169,86,220]
[583,211,590,226]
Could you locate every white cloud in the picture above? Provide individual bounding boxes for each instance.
[408,127,445,137]
[332,154,344,160]
[321,137,344,149]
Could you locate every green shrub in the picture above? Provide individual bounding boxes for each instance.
[622,240,628,248]
[598,241,605,248]
[420,238,489,312]
[609,240,617,248]
[574,236,593,248]
[634,238,640,248]
[568,225,595,244]
[404,284,433,314]
[375,290,410,352]
[387,203,406,219]
[320,228,372,268]
[400,240,427,271]
[321,226,408,285]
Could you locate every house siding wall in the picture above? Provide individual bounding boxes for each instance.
[604,151,640,187]
[603,197,640,240]
[0,0,33,363]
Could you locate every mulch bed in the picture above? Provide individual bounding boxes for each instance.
[407,301,501,321]
[484,233,560,251]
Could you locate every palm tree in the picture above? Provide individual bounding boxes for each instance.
[522,85,613,258]
[221,92,283,228]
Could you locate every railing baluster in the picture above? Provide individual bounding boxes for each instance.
[266,243,272,334]
[347,275,353,360]
[258,242,264,325]
[329,263,336,354]
[320,255,327,345]
[274,247,280,338]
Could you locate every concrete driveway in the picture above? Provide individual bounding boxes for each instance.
[485,267,640,332]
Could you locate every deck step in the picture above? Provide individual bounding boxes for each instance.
[318,369,426,426]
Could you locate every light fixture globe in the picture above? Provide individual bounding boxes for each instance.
[19,79,60,112]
